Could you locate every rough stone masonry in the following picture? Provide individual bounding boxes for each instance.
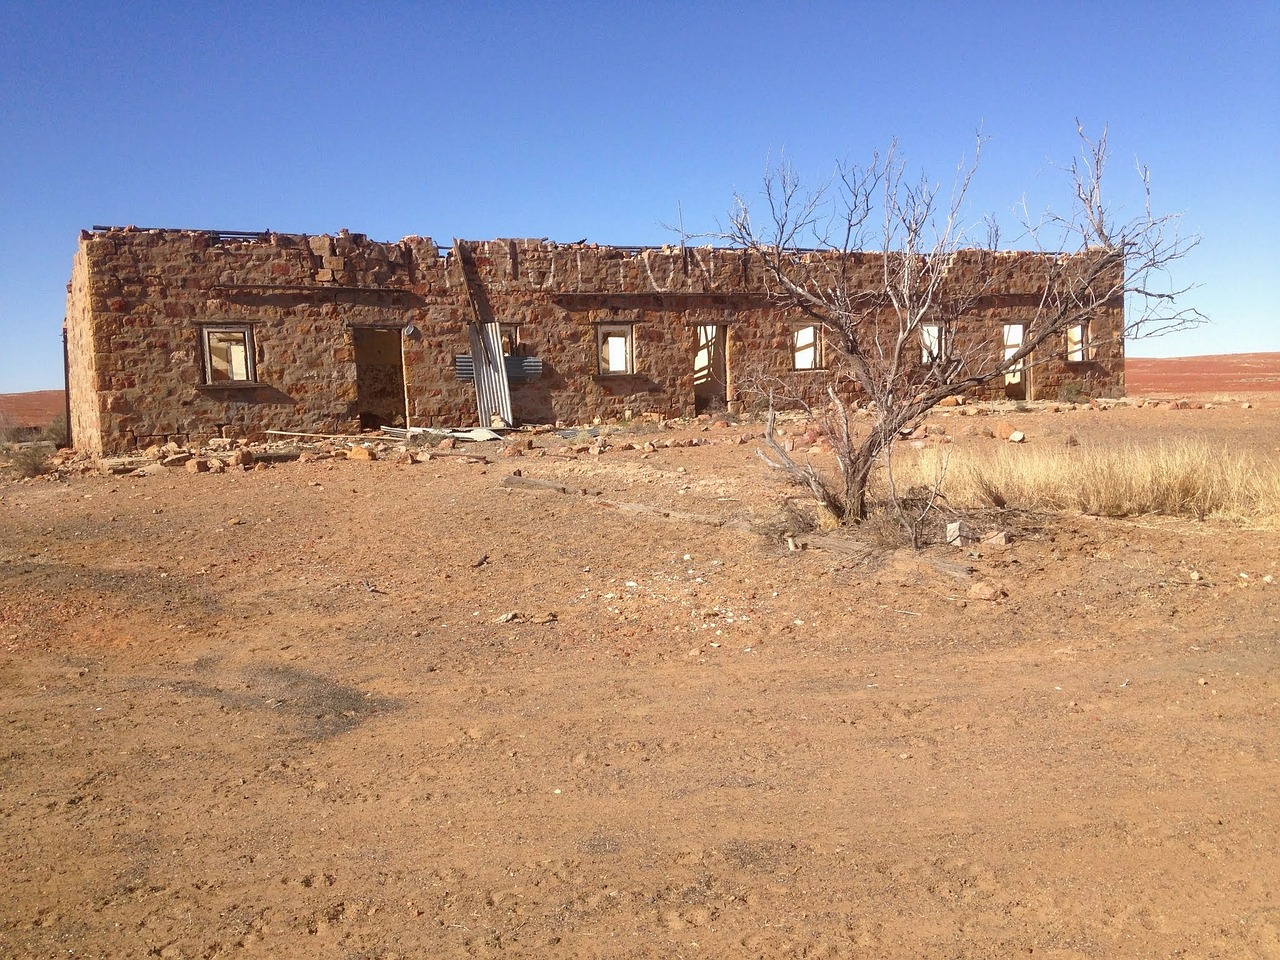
[63,227,1124,455]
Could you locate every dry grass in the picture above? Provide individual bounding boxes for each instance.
[892,439,1280,521]
[3,445,52,479]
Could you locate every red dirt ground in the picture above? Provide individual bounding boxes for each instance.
[1126,352,1280,397]
[2,395,1279,958]
[0,391,65,431]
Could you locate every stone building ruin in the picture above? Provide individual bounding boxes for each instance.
[64,227,1125,455]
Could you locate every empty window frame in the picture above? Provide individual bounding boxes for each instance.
[792,324,823,370]
[201,325,256,383]
[1066,322,1090,362]
[920,323,947,364]
[499,323,521,356]
[1004,323,1026,384]
[597,324,634,375]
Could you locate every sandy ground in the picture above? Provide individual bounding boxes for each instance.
[2,394,1280,959]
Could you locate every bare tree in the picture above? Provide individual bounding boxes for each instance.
[719,124,1204,523]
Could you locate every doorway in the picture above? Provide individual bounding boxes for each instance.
[353,328,408,430]
[1003,323,1030,401]
[693,324,728,413]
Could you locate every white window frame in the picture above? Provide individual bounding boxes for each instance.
[1066,322,1090,362]
[1004,323,1026,384]
[597,324,634,375]
[201,325,257,384]
[792,324,823,370]
[920,323,947,364]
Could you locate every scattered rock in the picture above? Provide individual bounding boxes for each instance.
[348,446,377,461]
[994,421,1019,440]
[185,458,210,474]
[967,581,1006,601]
[1007,431,1026,444]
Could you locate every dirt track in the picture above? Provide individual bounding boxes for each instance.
[3,399,1280,959]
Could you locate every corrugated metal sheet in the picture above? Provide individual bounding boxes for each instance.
[453,354,543,382]
[467,321,514,427]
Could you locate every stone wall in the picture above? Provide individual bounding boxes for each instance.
[64,246,102,453]
[65,228,1125,454]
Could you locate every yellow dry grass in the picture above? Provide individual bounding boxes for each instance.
[891,439,1280,521]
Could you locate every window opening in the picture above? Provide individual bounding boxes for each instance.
[920,323,946,364]
[1004,324,1026,384]
[1066,323,1090,362]
[499,324,521,356]
[597,324,634,375]
[202,326,255,383]
[792,324,822,370]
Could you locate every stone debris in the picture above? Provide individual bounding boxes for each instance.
[967,580,1007,601]
[994,421,1020,440]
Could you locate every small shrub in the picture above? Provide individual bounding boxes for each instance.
[42,414,69,448]
[1058,380,1086,403]
[6,446,51,478]
[756,500,819,542]
[408,431,446,449]
[0,412,27,446]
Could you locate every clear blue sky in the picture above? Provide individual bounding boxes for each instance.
[2,1,1276,391]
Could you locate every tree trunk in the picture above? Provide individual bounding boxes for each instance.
[843,430,890,523]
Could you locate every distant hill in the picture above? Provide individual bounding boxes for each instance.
[0,390,65,430]
[1126,352,1280,396]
